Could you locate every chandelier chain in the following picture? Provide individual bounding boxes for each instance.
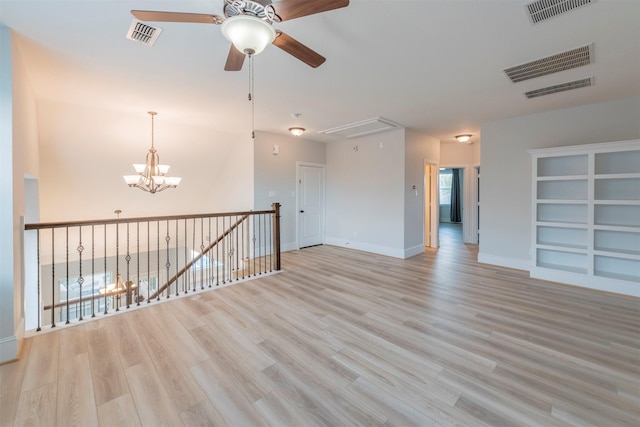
[150,111,155,149]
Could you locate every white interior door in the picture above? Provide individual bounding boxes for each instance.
[298,163,325,248]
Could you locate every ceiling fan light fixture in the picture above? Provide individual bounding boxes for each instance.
[289,127,305,136]
[455,134,472,144]
[221,15,276,55]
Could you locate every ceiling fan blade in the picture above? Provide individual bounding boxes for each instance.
[273,31,326,68]
[131,10,224,24]
[269,0,349,21]
[224,44,246,71]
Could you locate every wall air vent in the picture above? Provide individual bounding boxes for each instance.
[318,117,402,139]
[126,20,163,46]
[525,77,593,99]
[525,0,595,24]
[504,44,592,83]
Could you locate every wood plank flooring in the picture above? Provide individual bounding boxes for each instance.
[2,229,639,426]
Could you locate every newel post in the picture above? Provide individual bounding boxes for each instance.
[271,202,281,271]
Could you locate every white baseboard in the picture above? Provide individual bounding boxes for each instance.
[530,267,639,297]
[281,242,298,253]
[0,335,18,363]
[477,252,530,271]
[325,237,408,259]
[404,244,425,259]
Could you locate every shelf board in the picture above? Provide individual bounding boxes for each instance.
[536,221,587,228]
[594,270,640,283]
[594,224,640,231]
[537,243,587,253]
[535,199,588,204]
[536,262,587,275]
[539,244,589,253]
[594,200,640,206]
[536,175,588,181]
[594,173,640,180]
[594,249,640,259]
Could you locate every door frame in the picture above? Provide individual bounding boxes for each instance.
[295,161,326,250]
[470,164,480,244]
[424,160,439,248]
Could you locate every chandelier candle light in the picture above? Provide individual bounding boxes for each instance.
[123,111,182,193]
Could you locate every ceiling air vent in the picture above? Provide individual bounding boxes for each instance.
[504,44,592,83]
[525,77,593,99]
[126,19,163,46]
[319,117,402,139]
[525,0,595,24]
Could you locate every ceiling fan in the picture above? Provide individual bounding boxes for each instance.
[131,0,349,71]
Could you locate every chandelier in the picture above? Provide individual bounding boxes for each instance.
[123,111,181,193]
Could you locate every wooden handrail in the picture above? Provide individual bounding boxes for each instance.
[24,209,274,230]
[42,284,136,311]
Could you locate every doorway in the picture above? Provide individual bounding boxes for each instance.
[296,162,326,248]
[438,167,464,246]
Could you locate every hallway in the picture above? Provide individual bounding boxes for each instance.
[438,222,463,245]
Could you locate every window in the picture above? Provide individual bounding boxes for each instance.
[439,169,452,204]
[59,272,111,301]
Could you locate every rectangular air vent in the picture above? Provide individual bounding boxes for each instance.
[126,20,162,46]
[318,117,402,139]
[525,77,593,99]
[504,44,592,83]
[525,0,595,24]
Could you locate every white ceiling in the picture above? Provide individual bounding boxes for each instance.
[1,0,639,143]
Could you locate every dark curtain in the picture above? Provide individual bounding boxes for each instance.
[450,169,462,223]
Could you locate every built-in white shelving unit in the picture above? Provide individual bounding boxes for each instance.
[529,140,640,296]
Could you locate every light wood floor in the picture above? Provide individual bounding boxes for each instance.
[2,234,639,426]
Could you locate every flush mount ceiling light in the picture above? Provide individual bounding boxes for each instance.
[289,127,305,136]
[455,134,472,143]
[123,112,182,194]
[221,14,276,55]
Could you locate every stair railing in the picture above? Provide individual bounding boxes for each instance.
[23,203,281,331]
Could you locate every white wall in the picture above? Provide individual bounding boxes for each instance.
[326,129,405,257]
[1,27,40,362]
[404,129,440,256]
[326,128,440,258]
[37,100,253,222]
[253,131,326,251]
[0,25,16,363]
[472,139,481,165]
[440,141,475,166]
[479,96,640,270]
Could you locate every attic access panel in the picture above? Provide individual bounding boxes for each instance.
[319,117,402,139]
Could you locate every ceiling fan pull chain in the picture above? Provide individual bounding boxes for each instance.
[249,53,255,140]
